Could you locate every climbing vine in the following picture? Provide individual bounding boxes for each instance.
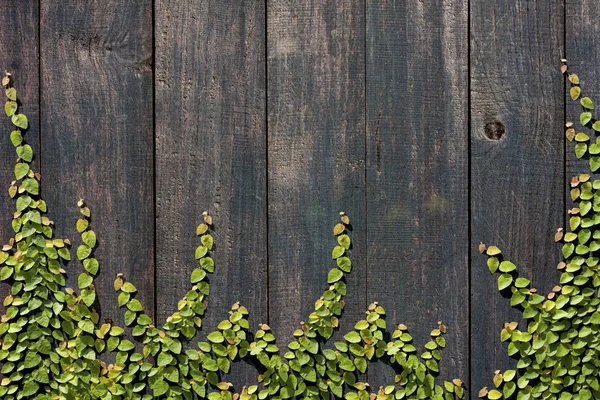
[0,73,464,399]
[478,62,600,400]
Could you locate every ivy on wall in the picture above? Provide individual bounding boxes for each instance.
[478,62,600,400]
[0,74,464,399]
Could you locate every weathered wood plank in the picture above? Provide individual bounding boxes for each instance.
[471,0,564,393]
[155,0,267,387]
[267,0,367,349]
[39,0,154,327]
[366,0,469,388]
[0,2,40,307]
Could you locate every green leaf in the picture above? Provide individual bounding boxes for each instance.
[200,256,214,272]
[332,245,345,259]
[127,299,143,312]
[498,273,513,291]
[581,111,592,126]
[4,101,16,116]
[327,268,344,283]
[81,289,96,307]
[121,282,137,293]
[22,178,39,195]
[10,130,22,146]
[575,132,590,141]
[191,268,206,283]
[201,234,214,250]
[82,230,97,247]
[152,380,170,397]
[591,156,600,172]
[83,258,99,275]
[344,331,361,343]
[575,143,588,159]
[195,245,208,259]
[499,261,516,272]
[5,87,16,100]
[14,163,29,180]
[77,245,92,260]
[78,273,93,289]
[16,144,33,162]
[21,381,39,396]
[337,234,351,249]
[11,113,28,129]
[581,96,594,109]
[571,86,581,100]
[76,218,89,233]
[337,256,352,272]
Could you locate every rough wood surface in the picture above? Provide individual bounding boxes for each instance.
[39,0,154,327]
[155,0,267,387]
[366,0,469,388]
[0,1,40,306]
[470,0,564,394]
[267,0,367,347]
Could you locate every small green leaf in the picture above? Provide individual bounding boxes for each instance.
[337,256,352,272]
[82,230,97,247]
[571,86,581,100]
[78,273,93,289]
[77,245,92,260]
[6,87,16,100]
[328,268,344,283]
[16,144,33,162]
[10,130,22,146]
[498,273,513,291]
[581,111,592,126]
[22,178,39,195]
[337,234,351,249]
[12,113,28,129]
[581,97,594,109]
[575,143,588,159]
[191,268,206,283]
[152,380,170,397]
[201,234,214,249]
[332,245,345,259]
[4,101,16,116]
[14,163,29,180]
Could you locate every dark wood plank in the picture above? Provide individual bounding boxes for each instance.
[155,0,267,388]
[470,0,564,394]
[267,0,367,351]
[0,1,40,308]
[39,0,154,326]
[366,0,469,389]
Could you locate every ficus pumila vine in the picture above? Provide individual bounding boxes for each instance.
[0,73,464,399]
[478,62,600,400]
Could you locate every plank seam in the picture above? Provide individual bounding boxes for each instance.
[363,0,369,385]
[152,0,157,321]
[265,0,270,326]
[467,0,473,393]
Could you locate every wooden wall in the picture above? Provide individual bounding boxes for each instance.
[0,0,583,395]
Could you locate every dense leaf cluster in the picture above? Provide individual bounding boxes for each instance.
[0,75,464,399]
[479,64,600,400]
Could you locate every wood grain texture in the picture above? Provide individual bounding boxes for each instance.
[366,0,469,388]
[155,0,267,387]
[267,0,367,347]
[0,1,40,307]
[470,0,564,393]
[39,0,154,327]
